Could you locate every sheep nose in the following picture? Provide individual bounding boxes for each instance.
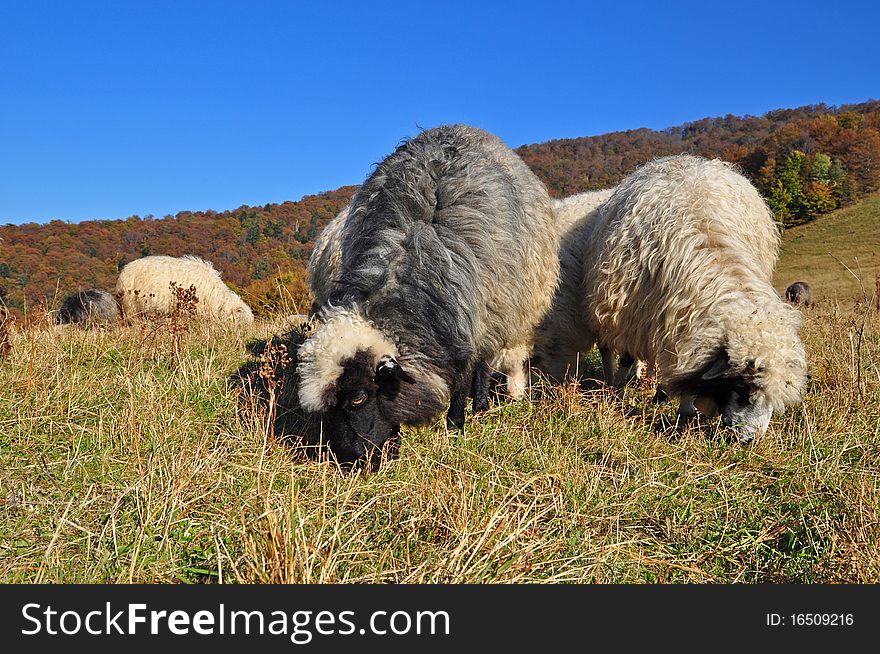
[733,424,758,442]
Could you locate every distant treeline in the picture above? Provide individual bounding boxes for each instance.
[518,99,880,227]
[2,100,879,317]
[0,186,357,318]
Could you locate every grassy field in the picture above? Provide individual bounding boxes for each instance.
[775,191,880,301]
[2,197,879,583]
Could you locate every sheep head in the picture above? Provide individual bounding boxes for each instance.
[297,307,447,470]
[684,349,772,441]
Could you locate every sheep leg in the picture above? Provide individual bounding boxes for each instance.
[505,359,527,400]
[676,394,698,430]
[446,368,473,432]
[615,352,636,386]
[471,361,491,413]
[612,351,651,387]
[652,387,670,405]
[599,344,617,385]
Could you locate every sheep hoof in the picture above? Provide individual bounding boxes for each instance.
[470,361,491,413]
[472,395,490,413]
[652,388,670,405]
[446,412,466,432]
[448,369,475,431]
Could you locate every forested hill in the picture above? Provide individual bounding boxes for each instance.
[2,99,879,318]
[0,186,357,318]
[517,99,880,221]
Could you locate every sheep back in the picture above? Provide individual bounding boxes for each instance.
[116,255,254,324]
[56,289,119,327]
[307,204,350,311]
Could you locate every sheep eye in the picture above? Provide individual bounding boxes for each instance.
[350,392,368,408]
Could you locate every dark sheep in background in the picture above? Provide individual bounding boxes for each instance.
[785,281,813,307]
[55,289,120,327]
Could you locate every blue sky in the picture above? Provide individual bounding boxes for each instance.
[1,1,877,225]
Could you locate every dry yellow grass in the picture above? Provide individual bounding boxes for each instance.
[1,293,878,583]
[3,195,880,583]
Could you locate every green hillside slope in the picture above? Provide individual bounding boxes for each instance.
[775,192,880,301]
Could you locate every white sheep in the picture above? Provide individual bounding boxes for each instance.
[541,155,806,439]
[116,255,254,324]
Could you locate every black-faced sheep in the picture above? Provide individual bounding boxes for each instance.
[116,255,254,324]
[309,205,530,404]
[785,281,813,307]
[55,289,120,327]
[298,125,559,468]
[581,154,807,440]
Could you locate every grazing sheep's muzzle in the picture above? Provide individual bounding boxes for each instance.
[322,407,400,472]
[722,404,772,442]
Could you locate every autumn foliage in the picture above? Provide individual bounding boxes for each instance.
[2,100,879,318]
[517,100,880,228]
[0,186,356,318]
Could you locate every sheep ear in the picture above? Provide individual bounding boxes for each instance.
[376,355,415,384]
[700,349,731,381]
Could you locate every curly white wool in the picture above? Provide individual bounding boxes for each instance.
[585,155,806,437]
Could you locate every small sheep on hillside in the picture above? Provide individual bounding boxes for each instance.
[542,155,806,440]
[116,255,254,324]
[785,281,813,307]
[299,124,559,469]
[55,289,120,327]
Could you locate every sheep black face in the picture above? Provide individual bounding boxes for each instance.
[678,349,770,441]
[319,350,415,470]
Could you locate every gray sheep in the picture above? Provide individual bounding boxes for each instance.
[298,125,559,469]
[785,281,813,307]
[55,289,120,327]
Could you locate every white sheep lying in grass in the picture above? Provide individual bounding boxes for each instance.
[116,255,254,324]
[538,155,806,440]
